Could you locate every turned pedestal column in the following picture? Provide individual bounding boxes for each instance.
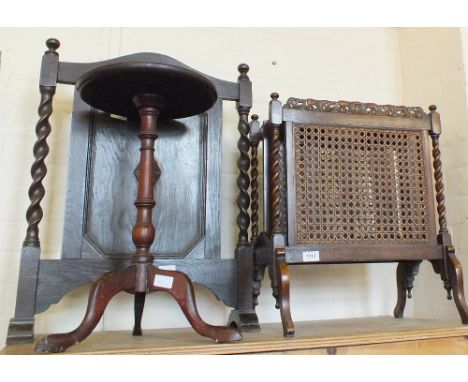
[131,94,162,292]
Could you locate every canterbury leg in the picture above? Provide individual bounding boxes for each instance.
[35,267,136,353]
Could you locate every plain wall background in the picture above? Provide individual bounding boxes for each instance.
[0,27,467,347]
[399,28,468,320]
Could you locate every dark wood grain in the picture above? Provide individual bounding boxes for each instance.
[6,247,41,344]
[33,259,237,315]
[7,39,60,344]
[269,123,282,233]
[35,261,243,353]
[275,250,294,337]
[24,38,60,247]
[35,267,137,353]
[23,85,56,247]
[447,249,468,324]
[64,102,222,261]
[235,64,251,247]
[76,63,217,120]
[282,108,431,131]
[57,53,239,101]
[393,261,421,318]
[229,63,260,332]
[132,293,146,335]
[284,97,427,118]
[262,129,271,234]
[284,245,442,263]
[249,115,261,244]
[83,109,206,258]
[203,100,223,259]
[429,106,448,235]
[146,267,242,343]
[61,95,92,259]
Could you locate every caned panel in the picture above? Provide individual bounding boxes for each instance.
[292,124,433,245]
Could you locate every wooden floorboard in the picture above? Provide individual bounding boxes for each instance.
[2,316,468,355]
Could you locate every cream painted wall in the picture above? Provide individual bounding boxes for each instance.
[399,28,468,321]
[0,28,405,347]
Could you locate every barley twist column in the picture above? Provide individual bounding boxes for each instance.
[23,39,60,247]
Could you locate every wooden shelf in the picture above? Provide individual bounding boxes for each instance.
[3,316,468,355]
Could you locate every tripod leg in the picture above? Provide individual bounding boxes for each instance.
[35,266,136,353]
[133,292,146,335]
[148,266,242,343]
[393,261,421,318]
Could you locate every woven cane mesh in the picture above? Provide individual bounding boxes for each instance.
[293,124,431,245]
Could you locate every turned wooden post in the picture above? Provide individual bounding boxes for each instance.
[131,94,165,292]
[268,92,285,309]
[7,39,60,344]
[236,64,252,246]
[249,114,264,308]
[249,114,261,244]
[229,63,260,330]
[429,105,448,235]
[268,92,283,237]
[24,38,60,247]
[428,104,452,298]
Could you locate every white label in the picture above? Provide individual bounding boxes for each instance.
[110,114,127,121]
[158,265,176,271]
[154,274,174,289]
[302,250,320,262]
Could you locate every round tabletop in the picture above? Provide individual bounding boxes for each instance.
[76,62,218,120]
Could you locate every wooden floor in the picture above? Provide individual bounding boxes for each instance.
[3,316,468,355]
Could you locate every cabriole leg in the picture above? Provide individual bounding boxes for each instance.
[35,267,136,353]
[276,254,294,337]
[447,249,468,324]
[147,267,242,343]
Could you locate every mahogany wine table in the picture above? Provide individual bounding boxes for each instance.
[33,59,241,352]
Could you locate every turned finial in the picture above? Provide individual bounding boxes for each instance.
[429,104,441,135]
[271,92,279,101]
[45,38,60,54]
[238,63,249,74]
[251,114,259,121]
